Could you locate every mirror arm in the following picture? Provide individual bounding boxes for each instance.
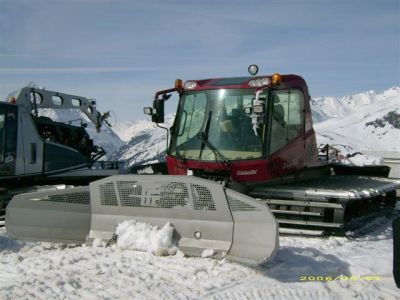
[154,87,181,100]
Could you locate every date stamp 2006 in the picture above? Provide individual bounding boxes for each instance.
[299,275,381,282]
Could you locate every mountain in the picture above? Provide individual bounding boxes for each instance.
[110,115,174,166]
[313,86,400,153]
[112,87,400,166]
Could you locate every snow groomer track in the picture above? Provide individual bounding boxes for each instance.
[6,175,278,265]
[250,175,400,235]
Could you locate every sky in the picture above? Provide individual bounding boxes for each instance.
[0,0,399,122]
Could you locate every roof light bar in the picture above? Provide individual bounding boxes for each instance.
[248,77,270,87]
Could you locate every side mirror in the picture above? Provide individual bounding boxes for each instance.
[152,99,165,123]
[143,102,164,123]
[144,93,171,123]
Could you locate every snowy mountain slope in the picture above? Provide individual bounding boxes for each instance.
[1,210,399,299]
[110,114,174,166]
[112,119,161,143]
[112,87,400,165]
[311,87,400,122]
[39,108,124,158]
[313,86,400,153]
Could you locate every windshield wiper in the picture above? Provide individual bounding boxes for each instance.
[197,111,232,170]
[198,111,212,160]
[175,144,187,165]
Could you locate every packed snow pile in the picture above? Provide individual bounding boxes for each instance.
[113,220,177,256]
[201,248,216,258]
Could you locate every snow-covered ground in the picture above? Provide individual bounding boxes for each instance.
[1,208,399,299]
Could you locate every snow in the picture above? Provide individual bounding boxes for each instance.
[114,220,177,256]
[346,154,384,166]
[202,248,216,258]
[110,114,175,167]
[312,86,400,154]
[113,119,161,143]
[1,212,399,299]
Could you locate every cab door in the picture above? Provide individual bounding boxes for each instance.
[268,89,306,176]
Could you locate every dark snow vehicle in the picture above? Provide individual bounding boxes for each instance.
[0,87,120,224]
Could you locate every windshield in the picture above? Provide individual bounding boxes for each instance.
[169,89,266,161]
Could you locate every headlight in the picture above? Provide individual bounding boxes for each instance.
[183,81,197,89]
[143,107,153,115]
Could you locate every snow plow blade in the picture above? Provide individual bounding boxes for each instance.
[5,187,91,243]
[6,175,278,265]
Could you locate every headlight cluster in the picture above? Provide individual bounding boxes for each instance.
[248,77,270,87]
[183,81,197,89]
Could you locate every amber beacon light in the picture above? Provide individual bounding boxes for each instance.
[175,79,183,90]
[271,73,281,86]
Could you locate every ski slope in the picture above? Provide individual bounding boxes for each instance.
[1,209,399,299]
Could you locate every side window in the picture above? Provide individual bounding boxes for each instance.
[177,93,207,146]
[270,89,304,153]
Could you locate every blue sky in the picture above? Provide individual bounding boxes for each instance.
[1,0,399,121]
